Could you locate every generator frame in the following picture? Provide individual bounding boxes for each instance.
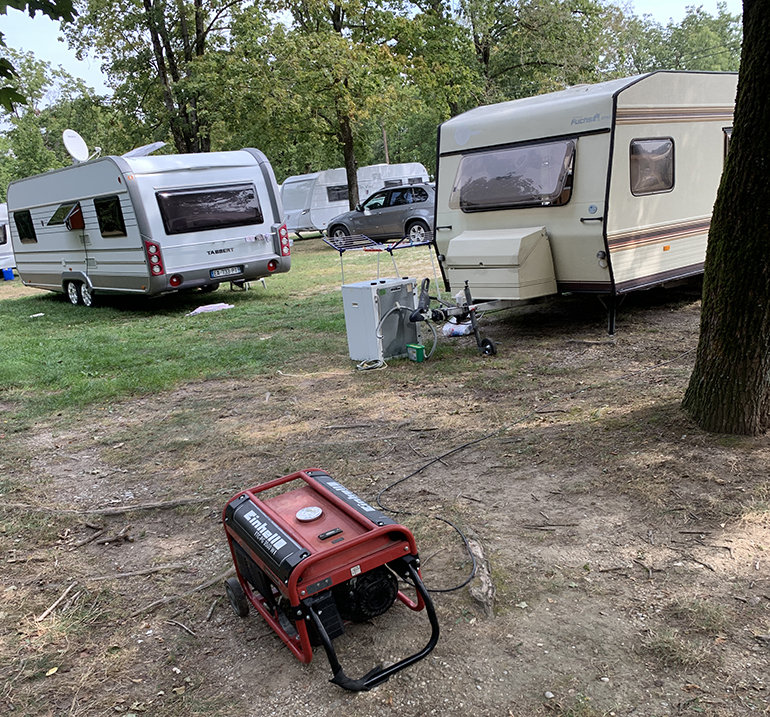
[222,469,440,691]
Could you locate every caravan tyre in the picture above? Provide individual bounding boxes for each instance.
[66,281,81,305]
[407,220,429,242]
[80,283,95,307]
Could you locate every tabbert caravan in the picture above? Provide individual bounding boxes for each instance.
[282,162,429,235]
[433,71,737,331]
[7,148,290,306]
[0,203,15,270]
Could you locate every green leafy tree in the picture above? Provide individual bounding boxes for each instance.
[63,0,240,153]
[0,48,114,195]
[622,3,742,74]
[682,0,770,435]
[0,0,76,110]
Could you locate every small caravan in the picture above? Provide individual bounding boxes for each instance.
[0,203,15,270]
[281,162,429,235]
[7,148,290,306]
[433,71,737,329]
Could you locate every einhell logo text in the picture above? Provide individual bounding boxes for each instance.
[243,510,287,555]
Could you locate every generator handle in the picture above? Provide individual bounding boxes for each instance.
[309,561,440,692]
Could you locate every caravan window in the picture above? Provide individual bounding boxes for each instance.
[94,196,127,237]
[326,185,349,203]
[630,138,674,195]
[384,179,403,187]
[48,202,79,226]
[0,224,7,246]
[14,210,37,244]
[449,140,575,212]
[156,183,263,235]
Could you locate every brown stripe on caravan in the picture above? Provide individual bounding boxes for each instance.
[607,218,711,251]
[616,107,734,124]
[615,263,704,293]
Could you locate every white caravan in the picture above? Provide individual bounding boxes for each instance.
[433,71,737,331]
[7,149,290,306]
[0,203,15,269]
[281,162,429,235]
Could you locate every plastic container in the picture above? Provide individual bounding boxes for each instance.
[2,268,14,281]
[407,344,425,362]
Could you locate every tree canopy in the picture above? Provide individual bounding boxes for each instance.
[0,0,743,189]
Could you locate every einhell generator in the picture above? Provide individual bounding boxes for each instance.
[222,469,439,691]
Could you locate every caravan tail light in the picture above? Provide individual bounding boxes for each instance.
[278,223,291,256]
[267,259,278,273]
[145,241,165,276]
[169,274,183,287]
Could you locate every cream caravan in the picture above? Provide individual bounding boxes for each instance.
[282,162,429,235]
[7,149,290,306]
[433,71,737,331]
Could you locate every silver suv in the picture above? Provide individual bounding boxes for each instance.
[326,184,434,242]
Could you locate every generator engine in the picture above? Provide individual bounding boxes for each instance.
[222,469,439,691]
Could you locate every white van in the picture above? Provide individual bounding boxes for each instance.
[7,149,290,306]
[281,162,429,235]
[0,203,15,270]
[433,71,737,330]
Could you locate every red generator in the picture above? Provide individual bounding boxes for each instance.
[222,469,439,691]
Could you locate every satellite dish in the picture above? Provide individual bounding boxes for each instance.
[63,129,89,163]
[121,141,167,158]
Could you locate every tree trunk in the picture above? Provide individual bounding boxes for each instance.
[682,0,770,435]
[338,111,359,210]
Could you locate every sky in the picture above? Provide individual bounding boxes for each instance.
[2,1,745,97]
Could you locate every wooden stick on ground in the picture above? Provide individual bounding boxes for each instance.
[36,582,77,622]
[0,496,215,516]
[87,564,186,581]
[129,567,235,619]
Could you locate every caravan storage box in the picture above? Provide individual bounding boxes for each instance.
[445,227,557,301]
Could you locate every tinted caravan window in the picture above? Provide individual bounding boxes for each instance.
[326,185,349,202]
[0,224,7,246]
[156,183,263,235]
[449,139,575,211]
[14,210,37,244]
[94,196,127,237]
[630,138,674,195]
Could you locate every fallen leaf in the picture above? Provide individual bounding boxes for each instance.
[46,667,58,676]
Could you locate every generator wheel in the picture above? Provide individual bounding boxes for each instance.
[225,576,249,618]
[480,338,497,356]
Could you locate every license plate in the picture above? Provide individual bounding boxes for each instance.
[211,265,243,278]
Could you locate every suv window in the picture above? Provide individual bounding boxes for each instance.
[388,187,430,206]
[363,192,388,210]
[449,140,575,211]
[630,138,674,195]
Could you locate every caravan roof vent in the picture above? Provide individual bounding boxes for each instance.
[122,141,167,158]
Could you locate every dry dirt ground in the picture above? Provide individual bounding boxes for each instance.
[1,275,769,717]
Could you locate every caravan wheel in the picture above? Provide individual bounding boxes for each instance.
[66,281,81,305]
[80,283,95,307]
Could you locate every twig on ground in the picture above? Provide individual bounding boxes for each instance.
[206,598,220,622]
[0,496,215,516]
[322,424,372,430]
[679,530,711,535]
[36,582,77,622]
[95,525,132,545]
[130,567,235,618]
[566,339,617,346]
[87,563,186,581]
[69,529,105,550]
[166,619,197,637]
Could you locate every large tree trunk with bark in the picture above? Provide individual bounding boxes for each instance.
[338,111,359,210]
[682,0,770,435]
